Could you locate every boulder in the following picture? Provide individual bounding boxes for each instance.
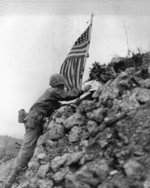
[37,162,50,178]
[87,120,98,134]
[133,87,150,103]
[65,165,100,188]
[53,168,69,183]
[64,113,85,130]
[46,123,65,141]
[68,126,82,143]
[123,159,144,177]
[78,100,96,113]
[37,179,53,188]
[86,159,109,181]
[86,108,107,123]
[66,151,83,165]
[51,154,69,171]
[142,78,150,89]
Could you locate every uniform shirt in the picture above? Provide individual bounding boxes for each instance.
[30,87,84,117]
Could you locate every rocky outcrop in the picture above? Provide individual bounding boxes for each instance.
[7,52,150,188]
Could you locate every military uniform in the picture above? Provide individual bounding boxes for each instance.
[4,86,83,188]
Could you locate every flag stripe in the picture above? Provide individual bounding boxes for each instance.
[76,58,81,89]
[67,60,73,89]
[66,60,73,90]
[79,57,85,89]
[67,53,86,58]
[68,58,76,89]
[61,61,71,90]
[72,58,78,89]
[76,58,83,89]
[71,41,89,49]
[79,57,86,87]
[70,60,76,88]
[69,48,87,54]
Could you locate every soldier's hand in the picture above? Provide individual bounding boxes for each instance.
[83,84,92,92]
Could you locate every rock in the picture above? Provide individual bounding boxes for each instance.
[92,86,102,99]
[133,87,150,103]
[80,140,88,148]
[68,126,82,143]
[46,123,65,141]
[51,154,69,171]
[65,167,99,188]
[14,181,30,188]
[45,139,57,148]
[78,100,96,113]
[97,184,109,188]
[37,153,47,160]
[125,67,136,76]
[98,139,108,148]
[37,179,53,188]
[86,159,109,181]
[129,181,144,188]
[55,117,66,125]
[92,80,112,99]
[33,145,45,158]
[85,142,101,154]
[36,135,45,146]
[99,80,119,101]
[142,52,150,67]
[117,79,131,90]
[53,168,69,183]
[81,130,90,140]
[66,173,92,188]
[142,78,150,89]
[112,94,140,112]
[64,113,85,130]
[123,159,143,177]
[66,152,83,165]
[115,71,132,90]
[74,165,100,186]
[86,108,107,123]
[87,120,98,134]
[37,162,50,178]
[52,106,75,120]
[28,159,40,172]
[109,170,119,176]
[83,142,101,162]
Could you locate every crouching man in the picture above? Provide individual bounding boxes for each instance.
[4,74,90,188]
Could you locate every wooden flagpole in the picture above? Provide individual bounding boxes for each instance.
[80,13,94,89]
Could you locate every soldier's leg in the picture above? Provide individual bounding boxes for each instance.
[5,124,42,187]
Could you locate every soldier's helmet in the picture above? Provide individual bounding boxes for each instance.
[49,74,65,87]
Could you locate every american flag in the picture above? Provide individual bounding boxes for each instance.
[60,18,93,91]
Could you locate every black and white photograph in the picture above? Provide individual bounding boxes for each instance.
[0,0,150,187]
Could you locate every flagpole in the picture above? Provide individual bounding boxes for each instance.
[122,20,130,56]
[80,13,93,89]
[87,13,93,56]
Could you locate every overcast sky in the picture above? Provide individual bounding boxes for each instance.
[0,0,150,138]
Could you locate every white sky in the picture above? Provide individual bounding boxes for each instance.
[0,0,150,138]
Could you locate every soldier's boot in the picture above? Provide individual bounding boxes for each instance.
[4,169,19,188]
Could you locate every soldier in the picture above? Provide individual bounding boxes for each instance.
[4,74,91,188]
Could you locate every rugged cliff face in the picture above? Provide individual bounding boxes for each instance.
[6,52,150,188]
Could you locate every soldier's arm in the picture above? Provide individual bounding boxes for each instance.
[53,89,84,101]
